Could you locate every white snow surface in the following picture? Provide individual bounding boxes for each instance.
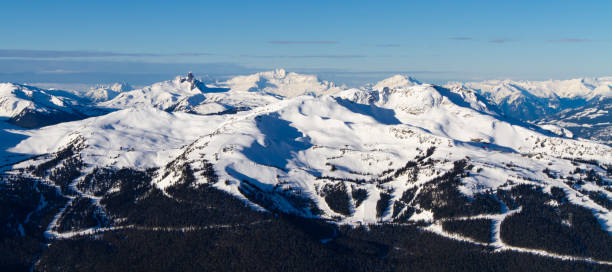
[372,74,422,91]
[100,75,205,110]
[99,70,337,114]
[82,83,131,102]
[10,106,227,169]
[219,69,343,98]
[0,83,80,117]
[448,77,612,103]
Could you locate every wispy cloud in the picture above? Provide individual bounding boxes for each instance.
[0,58,255,85]
[176,52,214,56]
[0,49,212,59]
[37,69,80,74]
[242,54,365,59]
[377,44,401,47]
[547,38,592,43]
[490,39,509,44]
[449,37,473,41]
[268,41,337,45]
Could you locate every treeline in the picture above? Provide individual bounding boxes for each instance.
[36,217,611,271]
[415,159,501,219]
[56,196,107,232]
[500,185,612,261]
[0,175,68,271]
[101,166,270,227]
[321,182,352,216]
[442,219,492,243]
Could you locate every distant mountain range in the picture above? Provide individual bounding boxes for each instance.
[447,77,612,145]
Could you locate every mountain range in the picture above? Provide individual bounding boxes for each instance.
[1,70,611,271]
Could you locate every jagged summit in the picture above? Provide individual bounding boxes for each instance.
[271,68,287,78]
[108,82,132,93]
[174,71,203,90]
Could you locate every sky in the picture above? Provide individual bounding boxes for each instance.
[1,0,611,87]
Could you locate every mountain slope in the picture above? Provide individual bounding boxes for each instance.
[0,83,102,128]
[10,106,229,169]
[536,96,612,145]
[448,77,612,145]
[100,73,208,110]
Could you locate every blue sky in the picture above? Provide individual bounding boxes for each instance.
[1,0,611,86]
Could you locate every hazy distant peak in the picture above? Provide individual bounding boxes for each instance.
[220,69,342,98]
[373,74,422,91]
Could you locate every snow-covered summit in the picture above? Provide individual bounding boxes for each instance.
[220,69,343,98]
[337,77,495,117]
[10,106,228,169]
[449,77,612,103]
[100,73,210,110]
[447,77,612,144]
[373,74,422,91]
[100,70,344,114]
[0,83,105,128]
[83,83,132,102]
[0,83,78,117]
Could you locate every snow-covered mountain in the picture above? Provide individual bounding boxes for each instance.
[150,79,611,224]
[538,97,612,145]
[100,72,210,110]
[2,72,612,269]
[9,107,229,169]
[449,77,612,103]
[220,68,343,98]
[0,83,102,128]
[448,77,612,145]
[447,77,612,119]
[100,70,337,115]
[82,83,132,102]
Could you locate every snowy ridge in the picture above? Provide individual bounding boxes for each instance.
[447,76,612,146]
[10,106,229,169]
[0,83,82,118]
[449,77,612,102]
[100,73,207,110]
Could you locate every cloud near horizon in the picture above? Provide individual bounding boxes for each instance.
[449,37,473,41]
[0,49,212,59]
[375,44,401,47]
[242,54,365,59]
[490,39,509,43]
[268,41,337,45]
[547,38,592,43]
